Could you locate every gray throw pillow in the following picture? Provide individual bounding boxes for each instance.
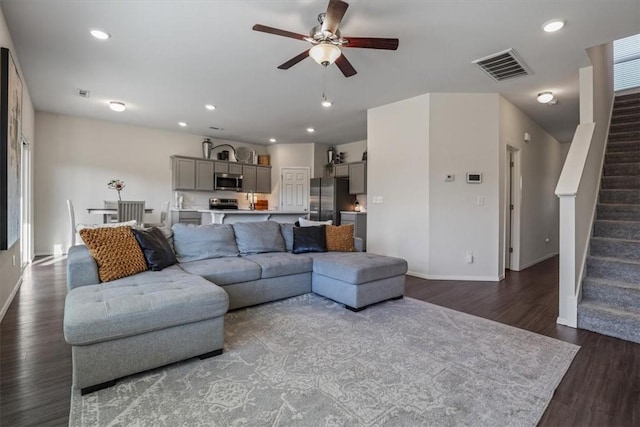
[172,223,239,262]
[280,223,294,252]
[233,221,286,254]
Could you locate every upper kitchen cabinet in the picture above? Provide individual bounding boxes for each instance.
[256,166,271,193]
[334,164,349,178]
[195,160,215,191]
[172,156,196,190]
[242,165,257,192]
[349,161,367,194]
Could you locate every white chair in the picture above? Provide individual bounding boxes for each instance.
[117,201,145,224]
[145,201,170,228]
[103,200,118,223]
[66,200,76,249]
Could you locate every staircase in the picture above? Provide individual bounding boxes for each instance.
[578,92,640,344]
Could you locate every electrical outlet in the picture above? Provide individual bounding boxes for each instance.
[372,196,384,204]
[477,196,485,206]
[465,251,474,264]
[445,174,455,182]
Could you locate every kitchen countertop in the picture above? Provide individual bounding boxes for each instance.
[340,211,367,214]
[198,209,305,215]
[170,207,206,211]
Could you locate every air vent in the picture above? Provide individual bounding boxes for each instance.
[76,88,90,98]
[472,49,532,82]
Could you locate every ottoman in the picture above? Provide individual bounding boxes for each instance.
[308,252,408,311]
[63,265,229,394]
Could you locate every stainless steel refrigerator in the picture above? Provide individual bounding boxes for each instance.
[309,177,355,225]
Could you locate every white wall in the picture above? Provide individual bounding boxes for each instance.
[367,94,430,276]
[335,139,367,164]
[34,112,267,255]
[499,97,563,271]
[0,5,36,320]
[267,142,314,209]
[428,94,501,280]
[312,142,330,178]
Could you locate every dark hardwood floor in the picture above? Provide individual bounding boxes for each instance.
[1,256,638,426]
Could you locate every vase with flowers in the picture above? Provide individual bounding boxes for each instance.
[108,179,126,201]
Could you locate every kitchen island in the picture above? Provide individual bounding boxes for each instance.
[198,209,305,224]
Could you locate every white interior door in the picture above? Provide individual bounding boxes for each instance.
[280,167,309,212]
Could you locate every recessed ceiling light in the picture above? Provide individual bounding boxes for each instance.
[542,19,565,33]
[178,122,188,127]
[321,100,333,108]
[205,104,216,110]
[306,127,315,133]
[537,92,554,103]
[90,29,110,40]
[108,101,126,112]
[269,138,277,143]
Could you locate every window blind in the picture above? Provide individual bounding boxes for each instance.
[614,33,640,91]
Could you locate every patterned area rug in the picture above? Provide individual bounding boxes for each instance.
[69,294,579,426]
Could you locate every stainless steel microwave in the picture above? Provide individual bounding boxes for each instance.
[214,173,243,191]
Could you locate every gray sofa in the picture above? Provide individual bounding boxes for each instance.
[64,221,407,394]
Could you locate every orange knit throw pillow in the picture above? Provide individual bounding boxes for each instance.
[79,226,148,282]
[325,224,355,252]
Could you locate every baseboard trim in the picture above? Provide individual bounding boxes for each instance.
[0,276,23,323]
[516,252,559,271]
[427,275,501,282]
[406,271,429,279]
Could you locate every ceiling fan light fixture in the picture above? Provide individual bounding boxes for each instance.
[321,99,333,108]
[309,43,341,66]
[537,92,554,104]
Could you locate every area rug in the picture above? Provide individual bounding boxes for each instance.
[69,294,579,426]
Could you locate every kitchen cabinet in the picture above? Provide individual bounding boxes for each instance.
[334,164,349,177]
[196,160,214,191]
[229,163,243,175]
[170,210,201,226]
[341,211,367,251]
[214,162,228,174]
[172,157,196,190]
[242,165,257,192]
[348,161,367,194]
[256,166,272,193]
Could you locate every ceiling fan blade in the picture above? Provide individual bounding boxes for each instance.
[322,0,349,34]
[343,37,399,50]
[252,24,307,41]
[335,54,357,77]
[277,50,311,70]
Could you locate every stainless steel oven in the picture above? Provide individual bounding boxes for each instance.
[214,173,243,191]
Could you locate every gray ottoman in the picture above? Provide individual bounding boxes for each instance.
[309,252,408,311]
[64,265,228,394]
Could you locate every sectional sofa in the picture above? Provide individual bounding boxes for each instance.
[64,221,407,394]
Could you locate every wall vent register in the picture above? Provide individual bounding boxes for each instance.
[466,173,482,184]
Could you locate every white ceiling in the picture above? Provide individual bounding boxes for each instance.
[1,1,639,145]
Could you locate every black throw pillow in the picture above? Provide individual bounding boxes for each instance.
[292,225,327,254]
[132,227,177,271]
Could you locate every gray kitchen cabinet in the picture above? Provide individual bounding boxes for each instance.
[242,165,257,192]
[256,166,271,193]
[334,164,349,177]
[172,156,196,190]
[348,162,367,194]
[170,210,201,226]
[341,212,367,251]
[229,163,243,175]
[214,162,228,174]
[196,160,214,191]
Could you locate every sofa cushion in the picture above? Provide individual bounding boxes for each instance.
[172,223,239,262]
[64,265,228,346]
[132,227,177,271]
[179,257,261,286]
[233,221,286,254]
[280,223,295,252]
[325,224,355,252]
[79,226,148,282]
[309,252,408,285]
[292,225,327,254]
[243,253,313,279]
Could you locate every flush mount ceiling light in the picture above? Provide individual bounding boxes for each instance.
[205,104,216,110]
[178,122,188,127]
[542,19,565,33]
[537,92,554,103]
[309,43,342,66]
[321,99,333,108]
[269,138,277,143]
[108,101,126,112]
[306,127,316,133]
[90,29,110,40]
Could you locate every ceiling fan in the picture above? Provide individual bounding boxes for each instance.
[252,0,399,77]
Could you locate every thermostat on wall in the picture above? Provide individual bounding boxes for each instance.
[466,173,482,183]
